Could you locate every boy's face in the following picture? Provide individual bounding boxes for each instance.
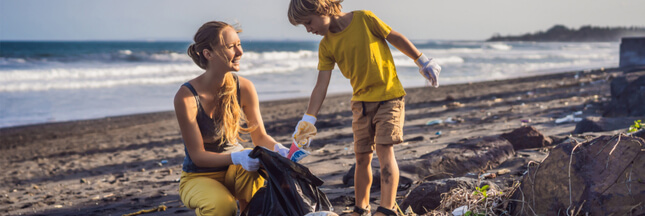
[301,14,330,36]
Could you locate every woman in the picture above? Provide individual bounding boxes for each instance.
[174,21,289,216]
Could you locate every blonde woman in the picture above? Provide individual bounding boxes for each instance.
[174,21,289,216]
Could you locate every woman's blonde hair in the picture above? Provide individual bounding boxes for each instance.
[187,21,255,144]
[288,0,343,26]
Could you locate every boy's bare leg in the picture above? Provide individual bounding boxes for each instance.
[375,144,399,213]
[353,151,373,215]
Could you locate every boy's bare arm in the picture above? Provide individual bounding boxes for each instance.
[386,30,422,60]
[387,30,442,87]
[306,70,332,116]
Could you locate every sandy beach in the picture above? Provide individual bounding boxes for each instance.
[1,67,639,216]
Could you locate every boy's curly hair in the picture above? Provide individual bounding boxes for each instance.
[288,0,343,26]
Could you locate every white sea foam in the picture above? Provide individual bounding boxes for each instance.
[482,42,513,50]
[0,41,621,128]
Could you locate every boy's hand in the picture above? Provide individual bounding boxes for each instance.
[292,114,317,148]
[415,53,441,87]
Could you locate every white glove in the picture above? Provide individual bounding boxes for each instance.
[231,150,260,171]
[415,53,441,87]
[273,143,290,157]
[292,114,317,148]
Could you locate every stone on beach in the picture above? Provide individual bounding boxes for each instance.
[403,136,515,181]
[500,126,553,150]
[511,134,645,215]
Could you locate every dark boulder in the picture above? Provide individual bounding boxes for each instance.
[501,126,553,150]
[604,75,645,117]
[404,136,515,181]
[573,116,641,134]
[511,135,645,215]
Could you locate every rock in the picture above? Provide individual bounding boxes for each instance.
[328,195,354,207]
[404,136,425,142]
[511,135,645,215]
[573,116,640,134]
[400,177,499,215]
[500,126,552,150]
[404,136,514,181]
[610,76,628,98]
[604,75,645,117]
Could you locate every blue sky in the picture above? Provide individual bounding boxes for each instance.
[1,0,644,41]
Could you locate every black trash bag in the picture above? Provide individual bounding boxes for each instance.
[242,146,333,216]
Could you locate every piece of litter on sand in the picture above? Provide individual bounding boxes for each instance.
[497,168,511,175]
[444,117,457,124]
[160,160,168,165]
[304,211,339,216]
[122,205,167,216]
[452,205,469,216]
[555,114,582,124]
[426,119,442,125]
[480,172,497,179]
[435,131,442,136]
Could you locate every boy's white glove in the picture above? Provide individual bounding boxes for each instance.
[415,53,441,87]
[231,150,260,171]
[292,114,317,148]
[273,143,290,157]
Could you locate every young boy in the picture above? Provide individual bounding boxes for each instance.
[287,0,441,215]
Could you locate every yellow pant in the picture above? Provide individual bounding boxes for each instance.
[179,164,264,216]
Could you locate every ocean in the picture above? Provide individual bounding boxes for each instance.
[0,40,618,128]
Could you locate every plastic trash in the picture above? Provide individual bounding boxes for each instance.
[426,119,443,125]
[243,147,333,216]
[304,211,339,216]
[452,205,469,216]
[444,117,457,124]
[435,131,442,136]
[287,141,311,162]
[160,160,168,165]
[555,115,582,124]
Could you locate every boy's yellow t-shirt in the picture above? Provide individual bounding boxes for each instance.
[318,10,406,102]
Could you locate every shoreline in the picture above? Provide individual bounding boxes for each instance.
[0,65,613,132]
[1,66,635,215]
[0,61,619,130]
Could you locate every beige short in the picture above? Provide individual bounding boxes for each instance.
[351,97,405,154]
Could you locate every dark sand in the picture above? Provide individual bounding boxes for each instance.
[1,67,635,215]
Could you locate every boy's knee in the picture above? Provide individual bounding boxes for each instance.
[355,152,372,166]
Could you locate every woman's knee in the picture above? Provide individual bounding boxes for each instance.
[194,200,237,216]
[180,176,237,216]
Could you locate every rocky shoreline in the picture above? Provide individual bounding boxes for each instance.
[1,67,644,215]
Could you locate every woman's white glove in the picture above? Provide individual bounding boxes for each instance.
[415,53,441,87]
[231,150,260,171]
[273,143,290,157]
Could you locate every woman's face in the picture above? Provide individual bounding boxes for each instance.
[211,27,243,71]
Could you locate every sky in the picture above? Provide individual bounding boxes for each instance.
[1,0,644,41]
